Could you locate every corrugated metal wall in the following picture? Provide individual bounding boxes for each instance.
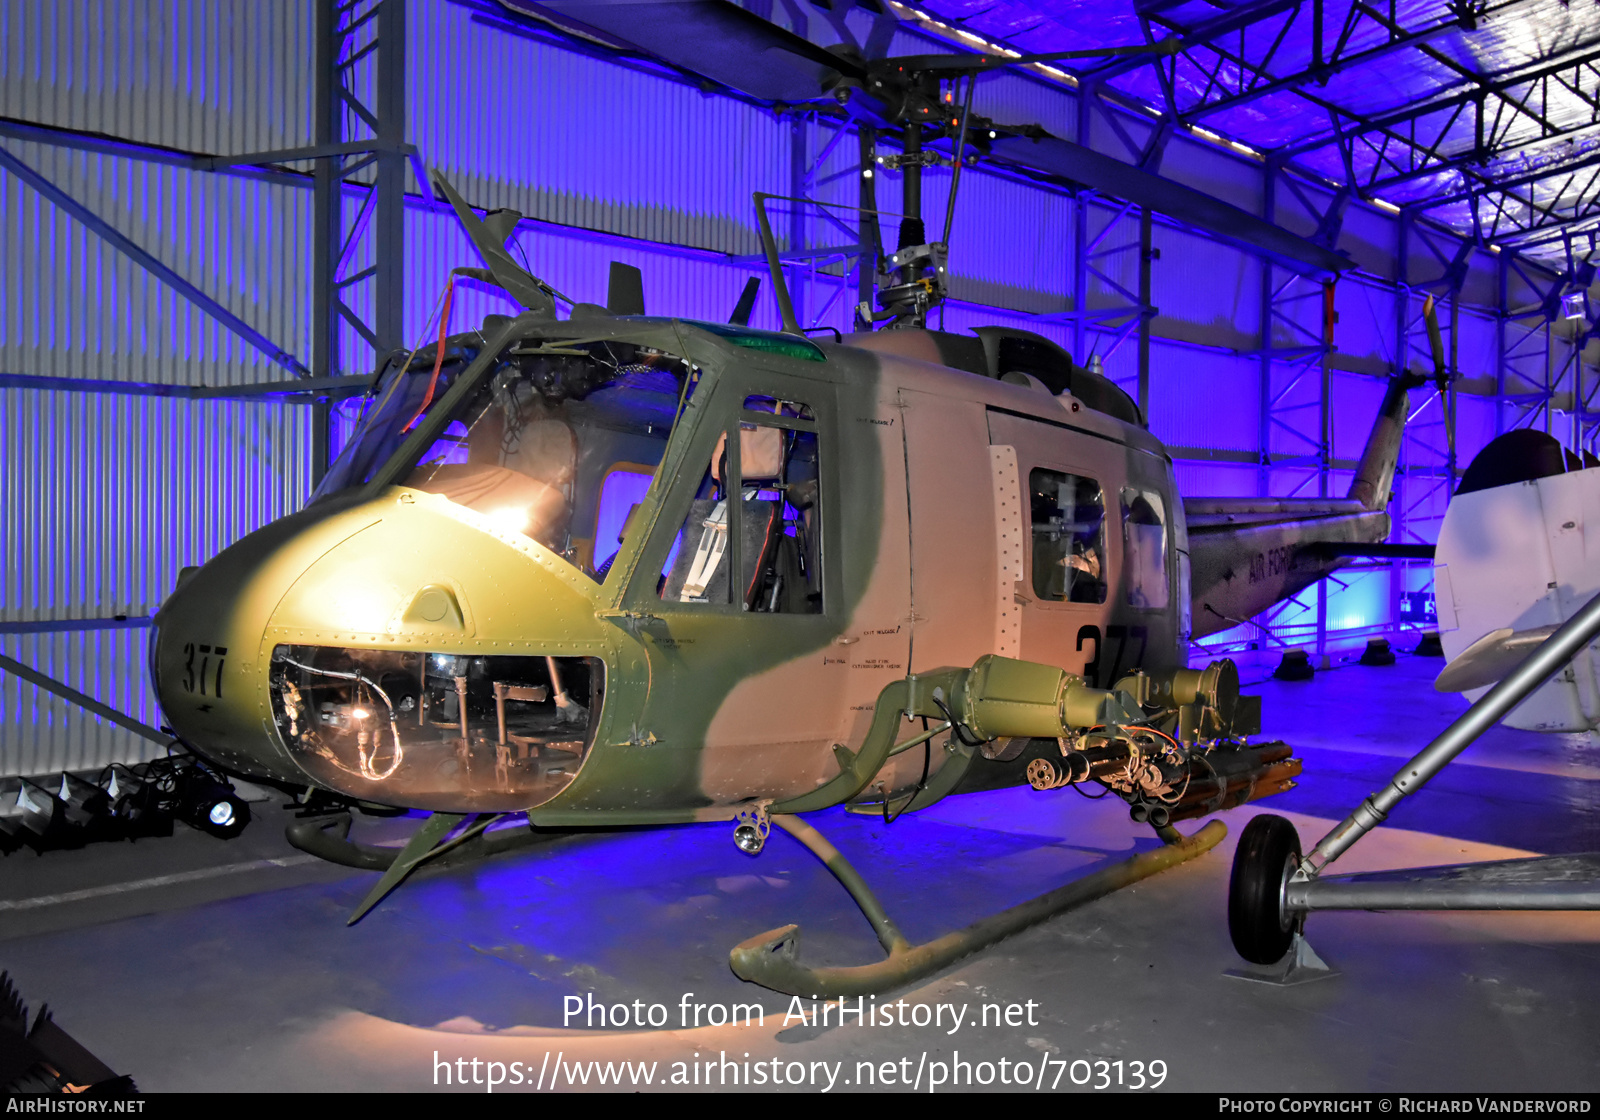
[1,394,313,774]
[414,0,790,257]
[0,140,313,385]
[2,0,315,153]
[3,0,1594,773]
[2,629,166,777]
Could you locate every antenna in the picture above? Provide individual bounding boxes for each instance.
[753,192,802,335]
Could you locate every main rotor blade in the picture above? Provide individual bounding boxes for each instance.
[1423,294,1447,379]
[500,0,862,101]
[432,172,556,315]
[984,130,1350,278]
[890,39,1182,74]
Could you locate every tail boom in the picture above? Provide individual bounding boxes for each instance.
[1187,505,1389,639]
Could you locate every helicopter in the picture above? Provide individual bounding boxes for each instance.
[145,10,1426,996]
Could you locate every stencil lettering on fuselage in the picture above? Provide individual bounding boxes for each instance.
[990,445,1023,659]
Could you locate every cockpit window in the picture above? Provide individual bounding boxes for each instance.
[657,398,823,613]
[314,336,697,583]
[1121,487,1169,609]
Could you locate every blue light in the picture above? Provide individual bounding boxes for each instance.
[594,469,681,577]
[208,801,236,827]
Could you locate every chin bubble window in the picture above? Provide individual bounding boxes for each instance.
[269,645,601,813]
[1030,468,1106,604]
[659,396,822,613]
[1122,487,1169,609]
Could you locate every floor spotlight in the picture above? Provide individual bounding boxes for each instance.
[13,780,78,850]
[0,780,29,854]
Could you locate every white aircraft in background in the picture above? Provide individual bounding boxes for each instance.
[1433,427,1600,731]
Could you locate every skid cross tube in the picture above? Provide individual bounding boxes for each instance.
[730,814,1227,997]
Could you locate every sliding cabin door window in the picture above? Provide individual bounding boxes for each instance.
[1029,468,1107,604]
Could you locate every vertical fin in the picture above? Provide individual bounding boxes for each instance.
[1347,374,1420,511]
[1348,300,1435,511]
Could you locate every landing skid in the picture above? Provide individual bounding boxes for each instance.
[730,814,1228,997]
[284,811,570,922]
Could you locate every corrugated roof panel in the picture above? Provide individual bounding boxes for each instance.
[898,0,1600,256]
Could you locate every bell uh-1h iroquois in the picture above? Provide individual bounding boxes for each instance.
[147,160,1420,994]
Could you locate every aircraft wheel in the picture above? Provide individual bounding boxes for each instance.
[1228,813,1301,965]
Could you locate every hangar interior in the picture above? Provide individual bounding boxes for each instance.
[3,0,1600,1094]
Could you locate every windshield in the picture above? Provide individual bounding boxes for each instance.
[314,342,482,499]
[316,335,693,581]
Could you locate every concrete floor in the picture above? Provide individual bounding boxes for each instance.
[3,650,1599,1093]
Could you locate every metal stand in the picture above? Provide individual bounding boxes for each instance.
[1229,589,1600,969]
[1225,933,1336,986]
[730,814,1228,997]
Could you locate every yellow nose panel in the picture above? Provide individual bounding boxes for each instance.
[403,584,466,630]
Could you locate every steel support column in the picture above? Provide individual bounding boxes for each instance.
[1137,206,1153,419]
[1391,212,1412,637]
[312,0,408,483]
[790,114,811,329]
[1253,161,1340,656]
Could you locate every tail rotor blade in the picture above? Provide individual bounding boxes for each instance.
[730,277,760,326]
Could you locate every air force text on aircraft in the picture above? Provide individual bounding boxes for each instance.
[563,991,1040,1035]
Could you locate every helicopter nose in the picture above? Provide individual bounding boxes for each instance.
[152,493,390,781]
[153,488,619,804]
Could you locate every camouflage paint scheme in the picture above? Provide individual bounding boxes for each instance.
[152,308,1407,825]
